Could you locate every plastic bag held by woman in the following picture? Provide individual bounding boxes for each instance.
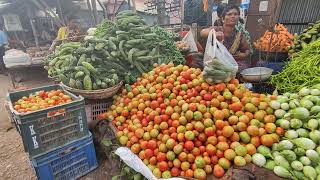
[203,29,238,84]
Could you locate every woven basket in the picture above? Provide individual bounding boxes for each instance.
[61,81,123,99]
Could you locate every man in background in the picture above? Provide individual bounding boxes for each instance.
[0,26,8,74]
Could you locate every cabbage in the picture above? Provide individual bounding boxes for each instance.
[252,153,266,167]
[280,103,289,110]
[277,119,290,130]
[291,160,303,171]
[296,128,309,138]
[275,109,286,118]
[274,155,291,170]
[289,99,300,109]
[277,96,289,103]
[317,146,320,154]
[257,145,272,158]
[292,170,305,180]
[278,140,293,150]
[303,166,317,180]
[273,166,292,178]
[289,93,299,99]
[285,130,298,139]
[280,150,296,162]
[310,106,320,115]
[306,149,320,163]
[283,92,291,97]
[264,160,276,171]
[270,100,281,109]
[290,118,303,129]
[311,89,320,96]
[299,87,310,96]
[292,107,310,120]
[308,119,318,130]
[299,156,311,166]
[316,165,320,175]
[294,147,306,157]
[309,130,320,144]
[293,138,316,150]
[300,99,314,110]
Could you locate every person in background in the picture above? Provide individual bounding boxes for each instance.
[0,26,8,74]
[50,19,81,51]
[200,5,251,71]
[40,23,54,44]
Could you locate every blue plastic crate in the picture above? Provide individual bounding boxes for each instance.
[7,84,89,157]
[31,133,97,180]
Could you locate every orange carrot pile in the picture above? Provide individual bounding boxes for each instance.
[254,24,294,52]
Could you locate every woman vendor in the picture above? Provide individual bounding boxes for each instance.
[49,19,81,51]
[200,5,252,70]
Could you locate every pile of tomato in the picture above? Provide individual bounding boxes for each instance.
[105,64,284,179]
[13,89,72,113]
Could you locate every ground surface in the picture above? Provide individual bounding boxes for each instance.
[0,68,114,180]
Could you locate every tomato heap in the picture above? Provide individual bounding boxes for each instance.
[13,90,72,113]
[107,64,283,179]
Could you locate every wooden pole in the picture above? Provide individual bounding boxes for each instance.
[91,0,98,25]
[191,23,197,41]
[97,0,108,19]
[131,0,136,12]
[87,0,95,27]
[27,4,40,49]
[56,0,64,25]
[180,0,184,32]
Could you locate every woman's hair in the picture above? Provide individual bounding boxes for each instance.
[217,3,227,18]
[221,5,240,18]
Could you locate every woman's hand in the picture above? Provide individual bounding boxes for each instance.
[233,51,248,61]
[215,31,224,41]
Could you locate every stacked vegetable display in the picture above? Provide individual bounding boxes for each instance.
[45,11,184,90]
[104,64,284,179]
[254,24,294,52]
[271,41,320,93]
[289,20,320,55]
[251,85,320,179]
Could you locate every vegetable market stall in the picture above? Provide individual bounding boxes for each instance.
[4,49,48,88]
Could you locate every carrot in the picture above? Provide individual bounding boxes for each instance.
[254,23,294,52]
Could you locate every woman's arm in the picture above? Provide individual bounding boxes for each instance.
[200,26,224,41]
[234,37,250,61]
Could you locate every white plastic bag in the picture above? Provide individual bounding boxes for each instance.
[115,147,186,180]
[182,31,198,52]
[203,29,238,84]
[3,49,31,68]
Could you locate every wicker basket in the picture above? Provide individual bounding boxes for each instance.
[61,81,123,99]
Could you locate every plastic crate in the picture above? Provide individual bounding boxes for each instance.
[7,84,89,157]
[31,132,97,180]
[85,98,112,122]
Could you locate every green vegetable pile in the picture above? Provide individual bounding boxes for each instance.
[289,21,320,55]
[271,40,320,93]
[252,85,320,180]
[94,19,117,38]
[45,10,184,90]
